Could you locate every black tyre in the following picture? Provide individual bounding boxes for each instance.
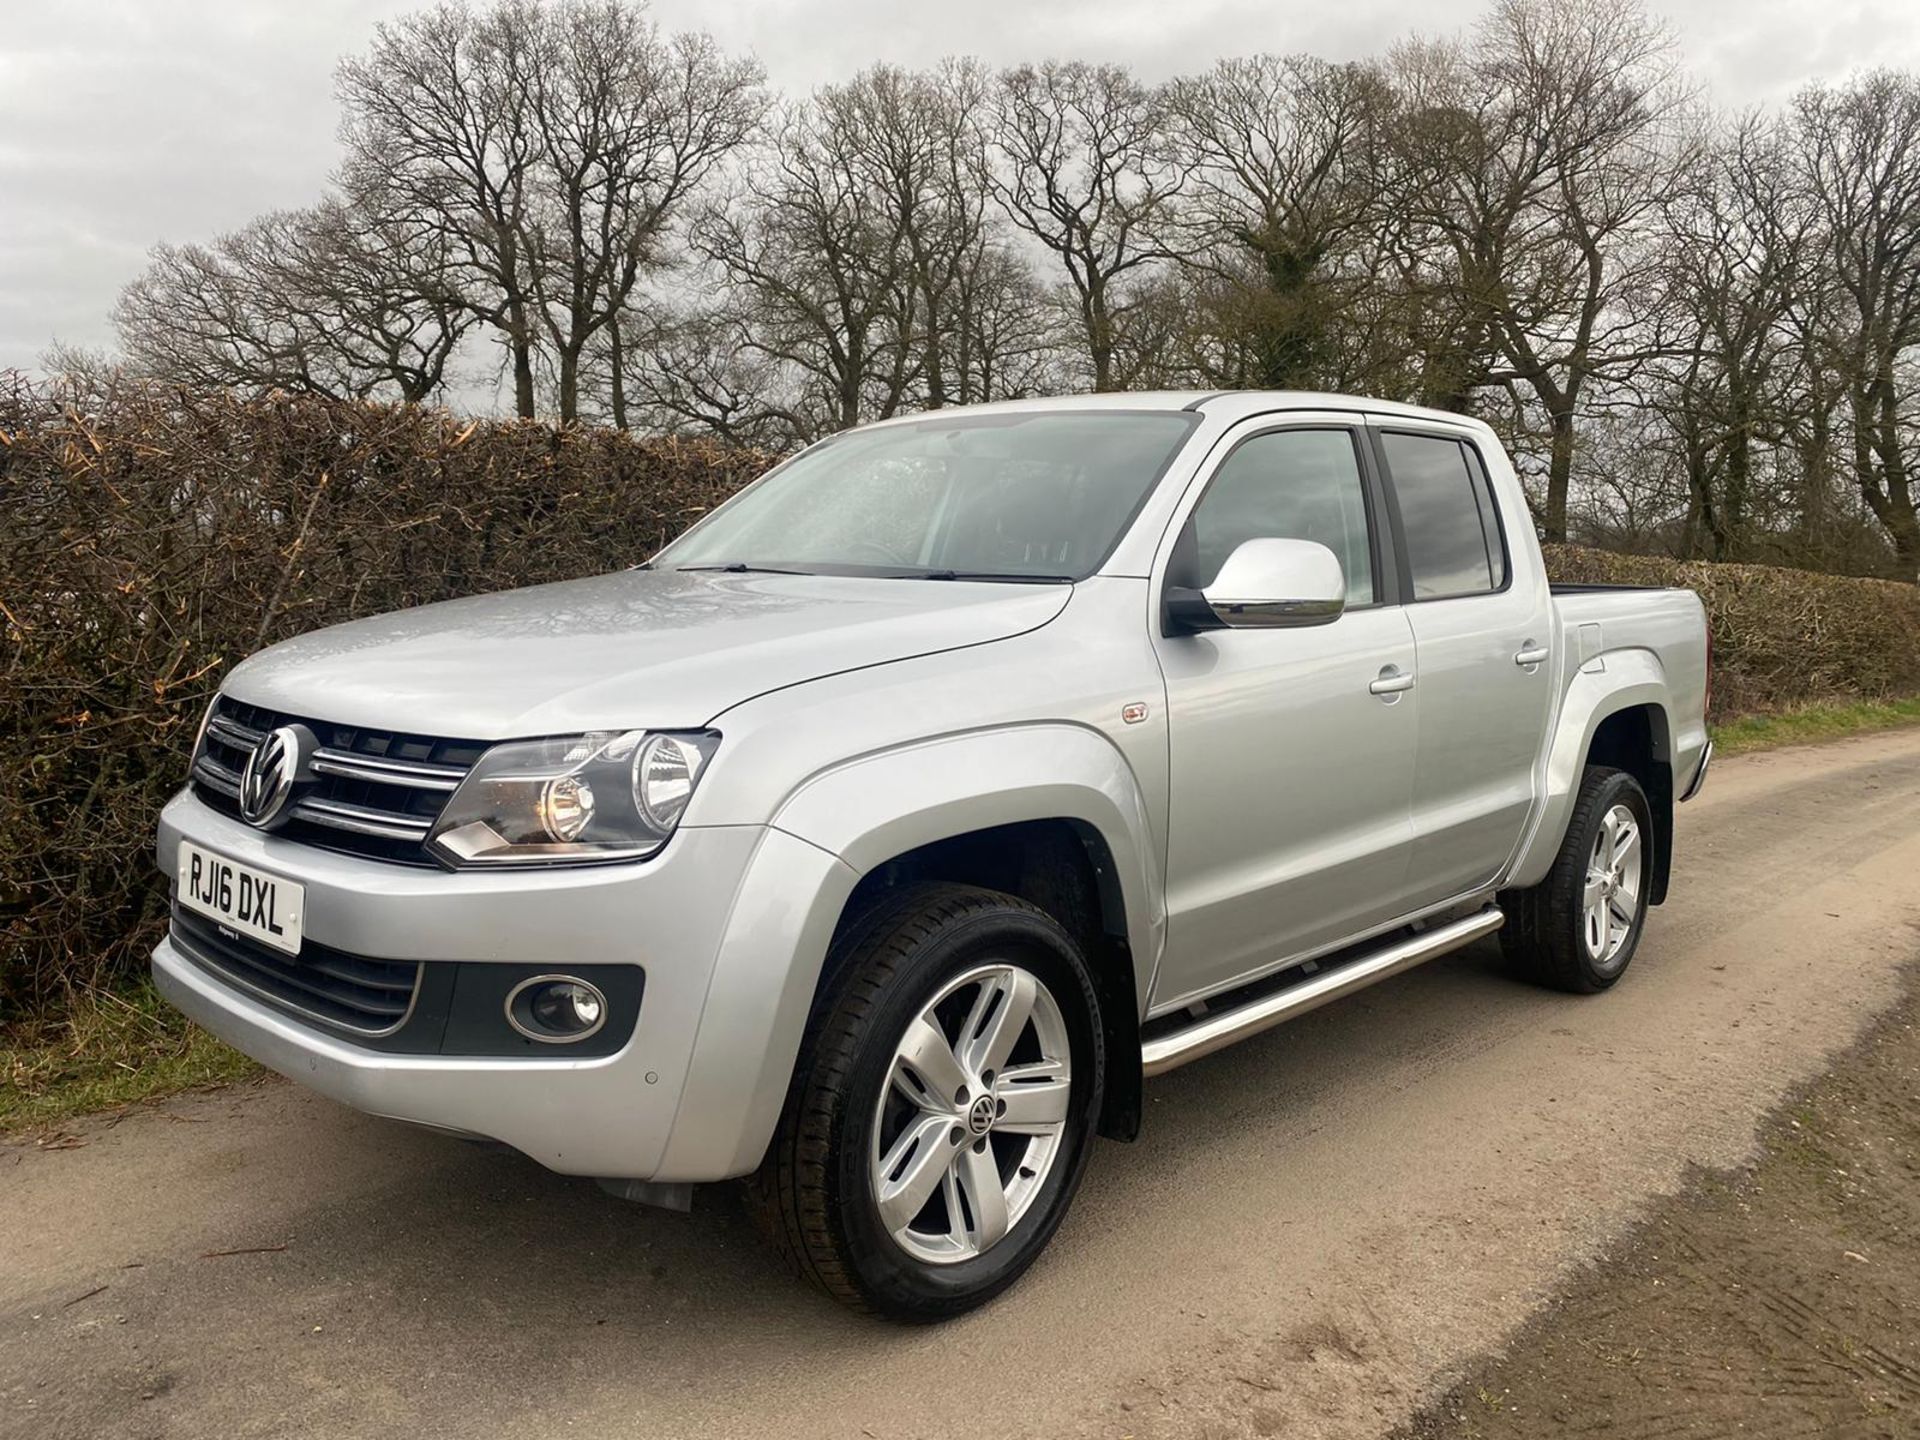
[748,882,1105,1321]
[1500,765,1653,994]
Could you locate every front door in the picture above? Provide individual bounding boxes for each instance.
[1151,420,1419,1011]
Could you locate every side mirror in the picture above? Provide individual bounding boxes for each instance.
[1166,537,1347,632]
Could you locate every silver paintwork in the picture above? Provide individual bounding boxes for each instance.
[216,565,1069,739]
[153,390,1709,1187]
[871,963,1072,1263]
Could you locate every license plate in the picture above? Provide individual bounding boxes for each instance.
[177,840,305,956]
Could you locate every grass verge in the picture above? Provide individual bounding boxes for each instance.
[1711,694,1920,755]
[2,983,257,1135]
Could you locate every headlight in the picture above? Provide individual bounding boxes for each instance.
[427,730,720,867]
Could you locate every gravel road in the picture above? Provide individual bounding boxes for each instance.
[7,729,1920,1440]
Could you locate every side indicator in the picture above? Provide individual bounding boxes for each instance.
[1121,702,1149,725]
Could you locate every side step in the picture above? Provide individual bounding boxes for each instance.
[1140,907,1506,1078]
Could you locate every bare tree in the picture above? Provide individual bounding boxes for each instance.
[338,2,546,415]
[1636,116,1807,558]
[524,9,764,422]
[811,63,979,409]
[1164,55,1390,389]
[115,199,470,402]
[1792,71,1920,577]
[624,303,808,446]
[943,242,1065,403]
[336,0,759,421]
[72,1,1920,578]
[687,92,920,440]
[990,62,1183,391]
[650,64,1076,443]
[1386,0,1687,540]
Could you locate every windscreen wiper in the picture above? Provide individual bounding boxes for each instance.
[902,570,1074,584]
[676,562,813,575]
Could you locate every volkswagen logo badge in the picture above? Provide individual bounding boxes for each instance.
[239,725,306,828]
[967,1094,996,1137]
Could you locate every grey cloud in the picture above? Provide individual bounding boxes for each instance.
[3,0,1914,371]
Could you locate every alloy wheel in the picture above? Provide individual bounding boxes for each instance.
[1582,802,1643,968]
[869,962,1073,1265]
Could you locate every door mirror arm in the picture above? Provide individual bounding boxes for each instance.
[1164,586,1226,634]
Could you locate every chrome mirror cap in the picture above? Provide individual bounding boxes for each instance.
[1193,537,1347,630]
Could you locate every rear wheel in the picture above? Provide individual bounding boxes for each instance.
[1501,765,1652,994]
[748,883,1104,1321]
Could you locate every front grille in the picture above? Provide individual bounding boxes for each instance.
[192,695,487,865]
[171,905,423,1036]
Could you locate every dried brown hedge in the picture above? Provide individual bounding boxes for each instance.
[1542,544,1920,718]
[0,379,768,1023]
[2,380,1916,1026]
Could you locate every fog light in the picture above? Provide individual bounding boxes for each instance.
[506,975,609,1043]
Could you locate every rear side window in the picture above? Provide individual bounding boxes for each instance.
[1189,428,1376,606]
[1380,432,1506,599]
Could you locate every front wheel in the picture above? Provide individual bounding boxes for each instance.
[748,883,1105,1321]
[1500,765,1653,994]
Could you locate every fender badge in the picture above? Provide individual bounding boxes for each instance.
[1121,702,1149,725]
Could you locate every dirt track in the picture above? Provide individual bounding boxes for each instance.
[1404,983,1919,1438]
[7,730,1920,1440]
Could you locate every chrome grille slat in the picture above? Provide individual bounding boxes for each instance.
[206,714,265,749]
[310,747,465,792]
[292,796,435,841]
[192,754,242,798]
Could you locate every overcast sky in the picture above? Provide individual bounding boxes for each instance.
[3,0,1916,378]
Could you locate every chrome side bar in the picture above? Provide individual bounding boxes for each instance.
[1140,908,1506,1078]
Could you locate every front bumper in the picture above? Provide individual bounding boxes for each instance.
[153,790,856,1181]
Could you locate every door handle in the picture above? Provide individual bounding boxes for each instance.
[1514,642,1550,668]
[1369,666,1416,696]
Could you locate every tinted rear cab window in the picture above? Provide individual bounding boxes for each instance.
[1379,432,1507,599]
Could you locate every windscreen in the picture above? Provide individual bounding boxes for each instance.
[655,411,1197,581]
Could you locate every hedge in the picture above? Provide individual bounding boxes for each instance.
[2,381,1917,1025]
[0,380,768,1023]
[1542,544,1920,719]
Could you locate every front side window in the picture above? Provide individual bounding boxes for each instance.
[1187,428,1376,606]
[654,411,1198,581]
[1380,432,1506,599]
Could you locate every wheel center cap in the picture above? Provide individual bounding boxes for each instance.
[966,1095,996,1136]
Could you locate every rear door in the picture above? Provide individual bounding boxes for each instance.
[1369,423,1555,907]
[1150,416,1420,1010]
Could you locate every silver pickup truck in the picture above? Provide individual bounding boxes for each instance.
[155,392,1710,1319]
